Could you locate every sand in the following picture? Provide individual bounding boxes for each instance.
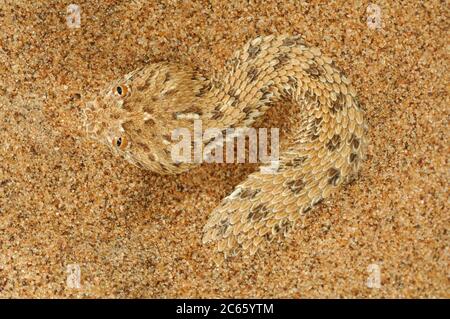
[0,0,448,298]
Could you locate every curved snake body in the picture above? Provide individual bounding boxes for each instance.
[84,35,367,256]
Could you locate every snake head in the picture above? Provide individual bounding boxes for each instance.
[82,62,208,174]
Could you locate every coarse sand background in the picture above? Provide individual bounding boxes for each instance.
[0,0,448,298]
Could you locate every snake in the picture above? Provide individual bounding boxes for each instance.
[83,35,367,257]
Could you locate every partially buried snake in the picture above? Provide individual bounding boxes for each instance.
[83,35,368,256]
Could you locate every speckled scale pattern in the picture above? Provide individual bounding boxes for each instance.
[84,35,367,257]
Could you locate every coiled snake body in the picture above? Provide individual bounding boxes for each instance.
[84,35,367,256]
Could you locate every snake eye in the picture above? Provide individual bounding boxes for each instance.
[114,84,128,97]
[113,136,128,150]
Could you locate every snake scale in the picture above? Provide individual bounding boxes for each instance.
[83,35,367,257]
